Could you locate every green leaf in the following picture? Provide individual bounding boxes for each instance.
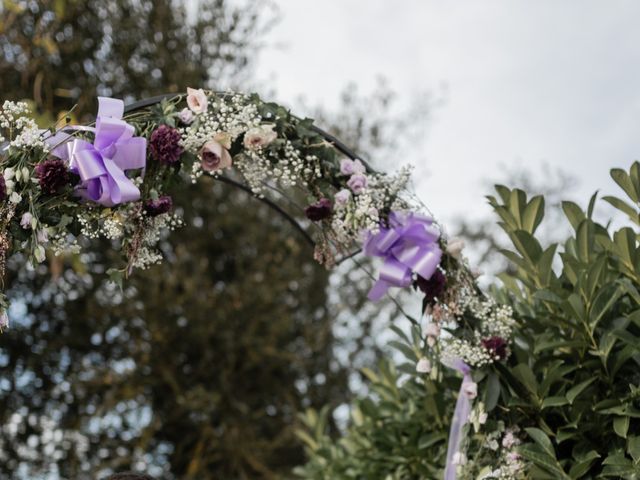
[566,377,597,405]
[484,372,501,412]
[388,341,417,362]
[611,167,639,202]
[509,230,543,264]
[541,396,570,409]
[613,416,630,438]
[417,432,446,450]
[603,195,639,225]
[628,436,640,462]
[522,195,545,234]
[525,428,556,458]
[518,444,569,479]
[562,201,586,230]
[513,364,538,396]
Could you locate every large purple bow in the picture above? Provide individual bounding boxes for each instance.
[50,97,146,207]
[443,358,474,480]
[364,211,442,301]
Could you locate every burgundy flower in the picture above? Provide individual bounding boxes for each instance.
[35,157,70,194]
[481,336,509,360]
[143,195,173,217]
[415,269,446,303]
[305,198,333,221]
[150,125,184,165]
[0,175,5,201]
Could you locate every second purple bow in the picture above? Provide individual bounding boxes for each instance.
[364,211,442,301]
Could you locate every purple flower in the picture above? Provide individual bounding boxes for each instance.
[481,336,509,360]
[143,195,173,217]
[415,269,446,303]
[0,175,5,201]
[340,158,366,176]
[179,107,194,125]
[35,157,70,194]
[347,173,368,194]
[305,198,333,221]
[150,125,184,165]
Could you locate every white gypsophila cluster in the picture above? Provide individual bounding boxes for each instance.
[234,143,322,195]
[440,293,515,367]
[367,165,414,211]
[181,93,261,152]
[331,189,381,245]
[1,101,46,150]
[131,212,183,270]
[442,338,495,367]
[190,161,203,184]
[459,291,515,339]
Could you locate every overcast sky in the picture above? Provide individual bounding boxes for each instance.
[255,0,640,225]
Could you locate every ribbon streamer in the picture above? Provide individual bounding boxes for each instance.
[364,211,442,301]
[47,97,146,207]
[444,358,474,480]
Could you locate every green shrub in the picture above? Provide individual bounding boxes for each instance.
[297,162,640,479]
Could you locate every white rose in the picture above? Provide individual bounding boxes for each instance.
[3,167,15,180]
[186,87,208,114]
[9,192,22,204]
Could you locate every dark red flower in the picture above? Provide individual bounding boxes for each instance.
[149,125,184,165]
[481,336,509,360]
[35,157,70,194]
[0,175,5,201]
[415,269,446,303]
[305,198,333,221]
[143,195,173,217]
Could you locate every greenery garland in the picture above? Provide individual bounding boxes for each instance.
[0,88,539,477]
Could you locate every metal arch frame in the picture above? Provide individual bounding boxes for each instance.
[123,92,371,252]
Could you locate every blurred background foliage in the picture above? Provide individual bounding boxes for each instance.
[0,0,416,478]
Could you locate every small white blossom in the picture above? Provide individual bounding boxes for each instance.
[416,357,431,373]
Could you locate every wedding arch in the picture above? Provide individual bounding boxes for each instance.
[0,88,553,478]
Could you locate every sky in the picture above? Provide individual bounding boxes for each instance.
[255,0,640,226]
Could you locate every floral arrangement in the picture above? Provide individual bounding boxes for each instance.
[0,89,520,477]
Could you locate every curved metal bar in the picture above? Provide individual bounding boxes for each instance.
[214,175,315,248]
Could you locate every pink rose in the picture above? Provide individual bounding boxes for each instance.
[200,140,232,172]
[244,125,277,150]
[340,158,366,176]
[347,173,368,194]
[186,87,208,114]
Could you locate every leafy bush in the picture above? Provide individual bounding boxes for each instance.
[297,163,640,479]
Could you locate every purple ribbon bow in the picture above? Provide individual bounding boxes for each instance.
[364,211,442,301]
[444,358,474,480]
[49,97,146,207]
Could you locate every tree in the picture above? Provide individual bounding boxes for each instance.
[0,1,356,478]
